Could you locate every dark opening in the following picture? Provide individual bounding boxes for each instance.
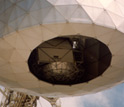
[28,35,112,85]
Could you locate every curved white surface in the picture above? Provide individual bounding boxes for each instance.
[0,0,124,97]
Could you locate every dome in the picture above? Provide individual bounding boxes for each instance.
[0,0,124,97]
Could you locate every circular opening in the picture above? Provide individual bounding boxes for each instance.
[28,35,112,85]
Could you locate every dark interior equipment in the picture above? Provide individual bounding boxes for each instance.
[28,35,112,85]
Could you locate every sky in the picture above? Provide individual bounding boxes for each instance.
[37,83,124,107]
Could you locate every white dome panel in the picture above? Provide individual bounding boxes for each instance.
[0,0,124,98]
[77,0,103,8]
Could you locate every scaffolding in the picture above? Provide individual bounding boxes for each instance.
[0,88,39,107]
[0,87,61,107]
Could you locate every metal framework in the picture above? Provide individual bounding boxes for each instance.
[43,97,61,107]
[0,87,61,107]
[0,88,39,107]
